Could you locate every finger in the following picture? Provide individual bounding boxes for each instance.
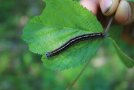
[115,0,134,25]
[80,0,99,15]
[100,0,120,16]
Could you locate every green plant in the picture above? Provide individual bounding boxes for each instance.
[23,0,134,70]
[22,0,134,71]
[0,0,134,89]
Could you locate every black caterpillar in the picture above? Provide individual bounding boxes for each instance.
[46,32,105,58]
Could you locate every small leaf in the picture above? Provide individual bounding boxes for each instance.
[109,25,134,67]
[111,38,134,67]
[22,0,104,70]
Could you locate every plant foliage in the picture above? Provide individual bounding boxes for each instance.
[22,0,134,70]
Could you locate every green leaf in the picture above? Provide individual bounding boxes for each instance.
[128,0,134,2]
[109,25,134,67]
[22,0,103,70]
[112,39,134,67]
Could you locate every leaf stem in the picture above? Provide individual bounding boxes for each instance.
[104,17,113,34]
[66,60,90,90]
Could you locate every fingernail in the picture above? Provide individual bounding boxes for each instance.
[101,0,113,13]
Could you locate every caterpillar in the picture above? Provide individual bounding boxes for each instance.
[46,32,105,58]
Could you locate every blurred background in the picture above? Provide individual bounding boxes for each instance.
[0,0,134,90]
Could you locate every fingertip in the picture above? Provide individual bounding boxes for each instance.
[100,0,120,16]
[115,0,132,25]
[80,0,99,15]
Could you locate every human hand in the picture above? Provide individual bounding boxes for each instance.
[80,0,134,25]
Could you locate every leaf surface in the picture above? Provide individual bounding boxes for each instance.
[22,0,104,70]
